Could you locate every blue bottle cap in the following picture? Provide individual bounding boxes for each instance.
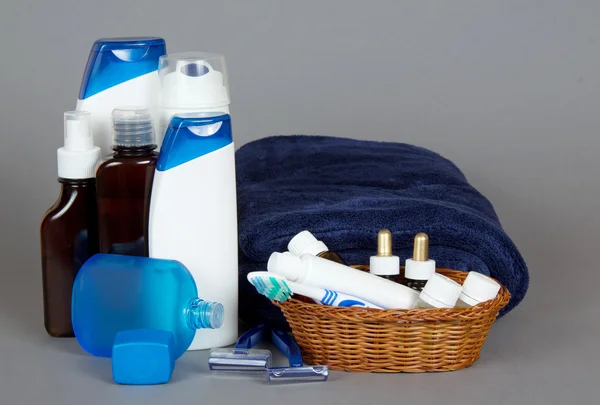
[78,36,166,99]
[112,329,176,385]
[157,112,232,171]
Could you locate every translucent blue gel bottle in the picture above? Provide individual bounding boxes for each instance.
[72,253,224,358]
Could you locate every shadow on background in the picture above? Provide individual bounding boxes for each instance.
[76,356,113,384]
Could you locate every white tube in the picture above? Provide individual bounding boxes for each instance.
[267,252,419,309]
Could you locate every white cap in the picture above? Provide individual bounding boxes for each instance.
[288,230,329,256]
[404,258,436,280]
[267,252,305,282]
[419,273,463,308]
[369,256,400,276]
[459,272,501,305]
[159,52,230,109]
[57,111,101,179]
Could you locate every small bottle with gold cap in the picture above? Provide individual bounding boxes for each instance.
[403,233,436,291]
[369,229,400,281]
[288,230,346,265]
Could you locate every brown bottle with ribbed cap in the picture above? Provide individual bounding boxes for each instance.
[95,107,157,257]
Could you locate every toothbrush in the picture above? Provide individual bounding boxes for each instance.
[247,272,382,309]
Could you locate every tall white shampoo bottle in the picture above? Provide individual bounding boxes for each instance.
[157,52,230,149]
[76,37,166,155]
[149,113,238,350]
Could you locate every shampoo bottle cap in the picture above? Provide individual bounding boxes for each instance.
[288,231,329,256]
[419,273,463,308]
[111,107,156,148]
[79,37,166,100]
[459,272,501,305]
[159,52,230,109]
[157,113,232,171]
[57,111,101,179]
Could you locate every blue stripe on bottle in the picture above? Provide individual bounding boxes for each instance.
[329,291,338,305]
[321,290,330,305]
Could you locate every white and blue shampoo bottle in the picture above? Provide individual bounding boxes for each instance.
[76,37,166,155]
[149,113,238,350]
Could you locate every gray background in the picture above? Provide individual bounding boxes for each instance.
[1,0,599,404]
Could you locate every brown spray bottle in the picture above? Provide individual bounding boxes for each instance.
[40,111,101,337]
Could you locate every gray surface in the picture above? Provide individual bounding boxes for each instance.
[1,1,599,404]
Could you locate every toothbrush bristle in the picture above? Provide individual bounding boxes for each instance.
[249,277,260,290]
[262,287,282,301]
[248,275,294,302]
[269,277,282,289]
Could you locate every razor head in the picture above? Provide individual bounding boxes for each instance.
[267,366,329,384]
[208,348,272,373]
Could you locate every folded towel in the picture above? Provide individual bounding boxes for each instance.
[236,135,528,328]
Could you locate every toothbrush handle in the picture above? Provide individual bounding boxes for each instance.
[324,290,383,309]
[288,281,382,309]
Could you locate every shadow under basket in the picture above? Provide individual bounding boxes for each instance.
[274,266,511,373]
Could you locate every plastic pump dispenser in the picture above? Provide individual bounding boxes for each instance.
[369,229,400,280]
[456,272,501,307]
[72,254,224,358]
[404,233,436,291]
[288,230,345,264]
[268,252,419,309]
[417,273,463,309]
[76,37,166,155]
[157,52,230,147]
[58,112,101,179]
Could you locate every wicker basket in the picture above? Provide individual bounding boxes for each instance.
[275,266,510,373]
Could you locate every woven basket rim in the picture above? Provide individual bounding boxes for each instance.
[275,267,511,323]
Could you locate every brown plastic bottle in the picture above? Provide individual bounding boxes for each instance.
[96,107,158,257]
[315,251,346,265]
[41,111,101,337]
[41,180,99,337]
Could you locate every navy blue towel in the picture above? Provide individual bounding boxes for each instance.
[236,135,528,328]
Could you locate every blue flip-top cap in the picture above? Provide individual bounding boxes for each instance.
[157,112,232,171]
[78,36,166,99]
[112,329,176,385]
